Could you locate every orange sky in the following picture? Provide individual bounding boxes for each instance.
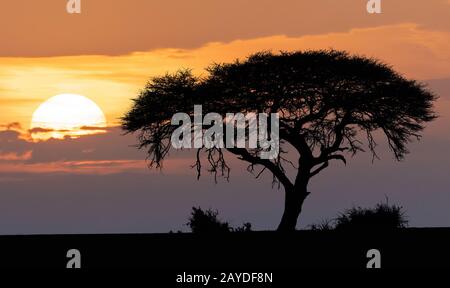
[0,0,449,163]
[0,0,450,233]
[0,0,449,131]
[0,22,449,131]
[1,0,449,56]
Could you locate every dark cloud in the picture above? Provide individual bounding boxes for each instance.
[0,126,145,164]
[80,126,108,131]
[0,122,21,131]
[0,130,30,155]
[28,127,60,134]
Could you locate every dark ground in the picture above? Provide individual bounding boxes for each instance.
[0,228,448,269]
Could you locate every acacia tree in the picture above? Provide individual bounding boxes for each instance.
[122,50,436,231]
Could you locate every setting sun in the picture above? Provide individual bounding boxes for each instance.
[30,94,107,140]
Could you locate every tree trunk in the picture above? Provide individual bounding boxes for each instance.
[277,180,310,232]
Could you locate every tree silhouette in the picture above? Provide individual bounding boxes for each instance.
[122,50,436,231]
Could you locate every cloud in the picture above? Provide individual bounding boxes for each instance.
[1,79,449,176]
[1,22,450,131]
[80,126,108,131]
[0,122,22,130]
[0,126,196,175]
[0,151,32,161]
[0,160,143,175]
[0,23,449,174]
[28,127,60,134]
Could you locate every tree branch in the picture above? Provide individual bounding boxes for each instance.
[227,148,294,190]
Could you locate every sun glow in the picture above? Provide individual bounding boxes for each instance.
[30,94,107,140]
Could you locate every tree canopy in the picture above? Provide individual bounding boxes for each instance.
[122,50,437,231]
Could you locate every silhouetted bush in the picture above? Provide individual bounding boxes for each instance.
[309,202,408,231]
[187,207,252,233]
[187,207,230,233]
[335,203,408,231]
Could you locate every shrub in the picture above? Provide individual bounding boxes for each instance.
[335,203,408,231]
[187,207,252,233]
[309,202,408,231]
